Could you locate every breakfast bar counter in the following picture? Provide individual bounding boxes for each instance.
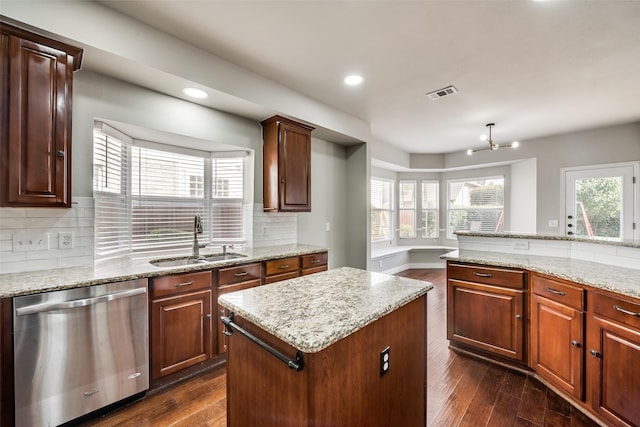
[218,267,433,427]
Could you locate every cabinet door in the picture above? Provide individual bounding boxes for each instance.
[531,294,584,400]
[279,121,311,211]
[588,316,640,427]
[1,33,75,207]
[217,279,262,354]
[151,290,212,379]
[447,279,525,361]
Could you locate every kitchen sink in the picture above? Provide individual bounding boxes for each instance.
[150,253,247,267]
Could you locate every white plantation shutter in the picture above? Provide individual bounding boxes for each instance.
[93,122,247,258]
[448,176,505,238]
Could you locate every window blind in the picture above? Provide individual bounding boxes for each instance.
[211,157,244,242]
[399,181,416,238]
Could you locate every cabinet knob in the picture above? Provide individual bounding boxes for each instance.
[281,179,285,184]
[206,313,212,319]
[56,150,65,157]
[571,340,580,347]
[515,314,522,319]
[590,349,600,358]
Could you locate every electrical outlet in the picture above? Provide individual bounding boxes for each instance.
[380,346,390,376]
[59,232,74,249]
[13,232,49,252]
[325,222,331,232]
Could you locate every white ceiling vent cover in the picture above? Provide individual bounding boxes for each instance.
[426,85,459,100]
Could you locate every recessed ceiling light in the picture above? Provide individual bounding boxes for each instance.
[183,87,208,99]
[344,75,363,86]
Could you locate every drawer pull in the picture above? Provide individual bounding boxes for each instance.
[278,265,289,269]
[175,281,194,287]
[472,272,492,278]
[312,259,321,264]
[545,287,566,296]
[234,272,249,277]
[614,305,640,317]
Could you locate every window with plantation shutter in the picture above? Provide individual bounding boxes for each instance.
[421,181,439,238]
[93,122,247,259]
[371,178,394,242]
[447,176,504,239]
[399,181,416,238]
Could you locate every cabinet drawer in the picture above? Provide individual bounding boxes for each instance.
[301,252,328,269]
[448,263,525,289]
[301,266,328,276]
[218,263,262,287]
[151,271,211,298]
[218,278,262,293]
[264,271,299,284]
[592,292,640,329]
[532,274,584,310]
[265,256,300,276]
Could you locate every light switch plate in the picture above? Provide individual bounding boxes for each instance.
[13,232,49,252]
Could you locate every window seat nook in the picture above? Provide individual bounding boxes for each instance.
[371,245,457,273]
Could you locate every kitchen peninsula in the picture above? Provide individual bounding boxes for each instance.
[444,231,640,427]
[218,267,433,427]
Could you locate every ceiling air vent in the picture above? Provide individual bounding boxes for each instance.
[426,85,458,101]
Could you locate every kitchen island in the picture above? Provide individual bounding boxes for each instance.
[218,266,433,427]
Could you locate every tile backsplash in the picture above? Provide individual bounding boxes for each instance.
[0,200,299,274]
[0,197,95,274]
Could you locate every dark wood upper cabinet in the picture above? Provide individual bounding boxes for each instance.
[261,115,314,212]
[0,20,83,207]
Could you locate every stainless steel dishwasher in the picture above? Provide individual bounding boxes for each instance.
[13,279,149,427]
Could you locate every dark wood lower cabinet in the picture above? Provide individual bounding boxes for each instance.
[531,294,584,400]
[217,279,261,354]
[587,292,640,427]
[447,279,525,362]
[151,289,213,380]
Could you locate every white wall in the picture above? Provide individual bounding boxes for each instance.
[510,158,537,233]
[297,138,348,268]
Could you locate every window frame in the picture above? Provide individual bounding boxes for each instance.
[398,180,417,239]
[371,177,395,243]
[420,180,440,239]
[447,175,505,239]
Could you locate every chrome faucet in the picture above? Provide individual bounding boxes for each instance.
[222,244,234,255]
[193,214,203,258]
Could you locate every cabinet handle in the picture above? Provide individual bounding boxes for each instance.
[545,287,566,296]
[281,179,285,184]
[590,349,600,358]
[206,313,212,319]
[571,340,580,347]
[614,305,640,317]
[234,272,249,277]
[515,314,522,319]
[175,281,194,287]
[472,272,492,278]
[56,150,65,157]
[278,265,289,269]
[312,259,321,264]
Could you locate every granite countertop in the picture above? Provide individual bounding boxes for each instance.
[443,250,640,299]
[455,231,640,249]
[218,266,433,353]
[0,244,327,298]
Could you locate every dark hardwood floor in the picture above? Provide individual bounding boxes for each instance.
[81,269,601,427]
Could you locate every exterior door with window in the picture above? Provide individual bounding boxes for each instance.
[564,165,636,241]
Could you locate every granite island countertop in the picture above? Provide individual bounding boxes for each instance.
[0,244,327,298]
[218,266,433,353]
[443,249,640,299]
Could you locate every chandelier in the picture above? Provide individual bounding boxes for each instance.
[467,123,520,155]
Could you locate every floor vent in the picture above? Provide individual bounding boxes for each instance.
[426,85,458,100]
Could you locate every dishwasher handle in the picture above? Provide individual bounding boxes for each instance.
[16,287,148,316]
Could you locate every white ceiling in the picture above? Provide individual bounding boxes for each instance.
[96,0,640,154]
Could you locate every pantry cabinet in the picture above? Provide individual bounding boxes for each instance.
[0,20,83,207]
[261,115,314,212]
[447,263,526,363]
[150,271,213,381]
[530,273,585,400]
